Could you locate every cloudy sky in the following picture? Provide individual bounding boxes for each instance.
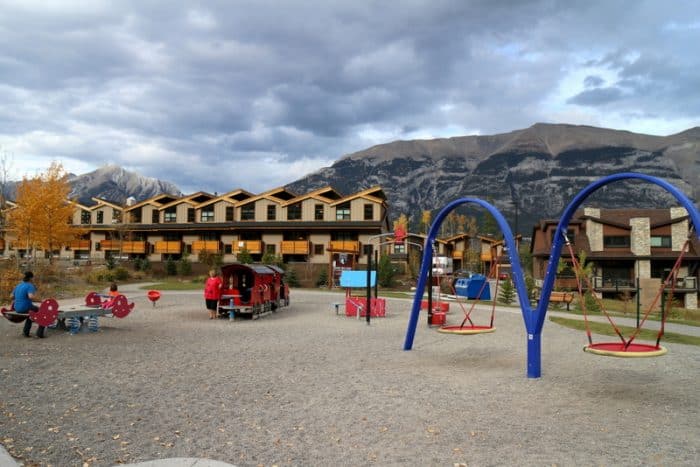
[0,1,698,194]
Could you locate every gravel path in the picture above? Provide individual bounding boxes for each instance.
[1,286,699,466]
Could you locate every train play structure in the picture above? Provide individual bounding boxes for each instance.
[216,263,290,319]
[404,173,700,378]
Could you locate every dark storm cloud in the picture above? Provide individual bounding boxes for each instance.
[0,0,698,193]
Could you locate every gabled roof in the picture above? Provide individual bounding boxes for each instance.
[158,191,215,210]
[124,194,181,211]
[330,186,387,206]
[89,197,123,211]
[281,186,343,206]
[441,233,472,243]
[236,187,297,206]
[197,189,255,209]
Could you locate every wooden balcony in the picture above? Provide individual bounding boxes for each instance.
[154,241,182,254]
[452,250,464,259]
[69,240,91,250]
[192,240,220,254]
[480,253,492,261]
[281,240,309,255]
[100,240,147,253]
[328,240,359,253]
[233,240,263,254]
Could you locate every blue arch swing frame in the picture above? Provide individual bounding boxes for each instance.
[403,173,700,378]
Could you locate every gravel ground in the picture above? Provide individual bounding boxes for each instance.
[1,285,699,466]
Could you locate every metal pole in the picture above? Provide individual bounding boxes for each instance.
[374,250,378,299]
[636,277,640,328]
[427,258,433,325]
[366,246,372,325]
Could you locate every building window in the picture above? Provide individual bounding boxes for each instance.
[187,208,195,222]
[363,244,373,255]
[314,204,324,220]
[551,228,575,244]
[651,236,672,248]
[112,211,122,224]
[201,232,218,241]
[164,207,177,223]
[201,208,214,222]
[266,244,276,254]
[603,235,630,248]
[225,206,234,222]
[336,202,351,220]
[96,210,104,224]
[152,210,160,223]
[287,203,302,220]
[81,210,90,225]
[363,203,373,220]
[314,244,324,255]
[241,203,255,221]
[224,244,232,254]
[267,205,276,221]
[394,244,406,254]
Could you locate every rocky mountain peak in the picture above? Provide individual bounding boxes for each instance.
[287,124,700,233]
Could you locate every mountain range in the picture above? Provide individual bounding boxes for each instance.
[5,124,699,235]
[286,123,700,233]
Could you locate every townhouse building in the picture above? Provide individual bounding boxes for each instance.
[530,207,700,309]
[2,185,390,284]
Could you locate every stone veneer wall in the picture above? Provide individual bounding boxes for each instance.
[629,217,650,256]
[670,207,688,251]
[584,207,602,251]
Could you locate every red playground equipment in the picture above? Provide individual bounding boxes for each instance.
[147,290,161,307]
[339,270,386,318]
[218,263,290,320]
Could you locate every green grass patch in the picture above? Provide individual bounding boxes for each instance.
[549,316,700,347]
[139,280,203,291]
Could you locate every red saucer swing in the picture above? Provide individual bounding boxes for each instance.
[438,260,500,335]
[564,233,691,358]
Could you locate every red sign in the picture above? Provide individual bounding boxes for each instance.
[394,226,406,245]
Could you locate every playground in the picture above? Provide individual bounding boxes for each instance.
[1,285,699,466]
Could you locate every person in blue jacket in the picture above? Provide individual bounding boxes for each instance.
[11,271,44,338]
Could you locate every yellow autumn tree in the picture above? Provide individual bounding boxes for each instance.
[393,213,408,232]
[7,162,82,262]
[420,210,432,234]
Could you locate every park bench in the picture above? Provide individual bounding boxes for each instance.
[547,291,575,311]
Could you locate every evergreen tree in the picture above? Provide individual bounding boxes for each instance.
[237,247,253,264]
[498,279,516,305]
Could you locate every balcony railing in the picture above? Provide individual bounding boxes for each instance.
[233,240,263,254]
[69,240,91,250]
[281,240,309,255]
[154,241,182,254]
[100,240,147,253]
[451,250,463,259]
[191,240,220,254]
[328,240,359,253]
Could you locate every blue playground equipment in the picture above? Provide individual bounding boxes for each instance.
[403,173,700,378]
[454,274,490,300]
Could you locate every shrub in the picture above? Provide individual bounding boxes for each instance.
[165,256,177,276]
[377,254,396,288]
[316,268,329,287]
[237,248,253,264]
[498,279,516,305]
[178,256,192,276]
[285,267,299,287]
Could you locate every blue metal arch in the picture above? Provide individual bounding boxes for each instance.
[403,198,531,350]
[403,173,700,379]
[536,173,700,333]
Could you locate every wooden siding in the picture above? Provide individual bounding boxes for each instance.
[232,240,263,254]
[101,240,147,253]
[192,240,220,254]
[328,240,360,253]
[281,240,309,254]
[154,241,182,254]
[69,240,91,250]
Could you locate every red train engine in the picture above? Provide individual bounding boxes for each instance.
[218,263,290,319]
